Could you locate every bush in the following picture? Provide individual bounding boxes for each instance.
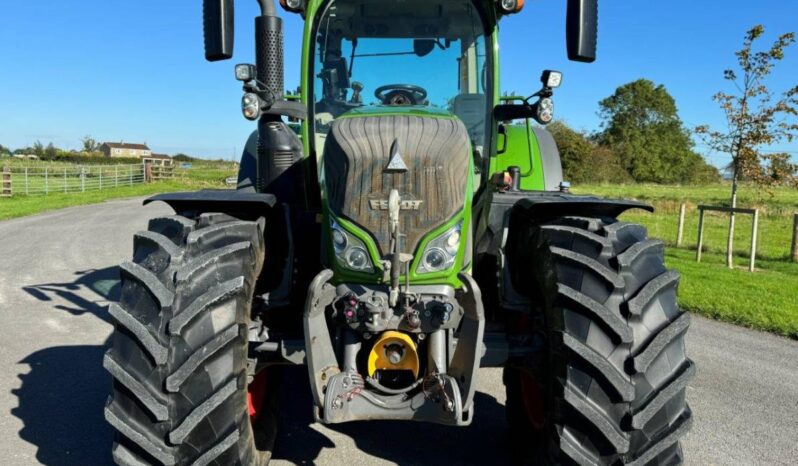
[547,121,632,184]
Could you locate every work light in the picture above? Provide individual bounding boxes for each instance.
[235,63,256,82]
[542,70,563,88]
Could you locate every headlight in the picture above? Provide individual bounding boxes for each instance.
[417,222,463,274]
[242,93,261,121]
[331,221,374,273]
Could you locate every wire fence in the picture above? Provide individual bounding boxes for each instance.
[7,164,146,196]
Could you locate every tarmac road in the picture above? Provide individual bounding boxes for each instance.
[0,197,796,465]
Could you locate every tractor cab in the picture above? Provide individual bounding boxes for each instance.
[311,0,492,151]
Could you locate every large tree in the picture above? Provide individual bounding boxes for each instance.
[696,25,797,268]
[548,121,631,184]
[597,79,717,184]
[81,135,99,153]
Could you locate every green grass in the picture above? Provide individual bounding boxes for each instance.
[574,182,798,213]
[0,161,237,221]
[575,183,798,260]
[572,183,798,338]
[666,248,798,339]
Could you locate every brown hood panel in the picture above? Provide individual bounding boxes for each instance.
[323,115,470,256]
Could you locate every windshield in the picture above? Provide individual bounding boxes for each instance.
[312,0,490,149]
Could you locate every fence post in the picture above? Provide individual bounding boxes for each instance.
[81,167,85,192]
[115,165,119,187]
[64,168,68,193]
[1,166,10,197]
[749,209,759,272]
[791,214,798,263]
[45,167,48,194]
[99,168,102,189]
[129,165,133,185]
[676,203,686,247]
[25,167,29,195]
[696,207,705,262]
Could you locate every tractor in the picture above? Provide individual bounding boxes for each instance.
[104,0,695,464]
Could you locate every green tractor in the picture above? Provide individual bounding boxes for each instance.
[104,0,694,464]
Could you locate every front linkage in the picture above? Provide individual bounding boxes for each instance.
[304,270,484,425]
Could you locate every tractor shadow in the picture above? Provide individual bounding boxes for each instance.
[13,267,117,465]
[21,267,120,324]
[274,366,511,465]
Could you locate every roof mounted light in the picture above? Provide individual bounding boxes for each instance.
[279,0,305,13]
[497,0,524,15]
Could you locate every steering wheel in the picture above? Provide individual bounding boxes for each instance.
[374,84,428,105]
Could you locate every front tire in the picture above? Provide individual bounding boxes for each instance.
[504,216,695,465]
[105,213,274,465]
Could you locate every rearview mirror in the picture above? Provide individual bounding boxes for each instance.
[566,0,597,63]
[204,0,235,61]
[413,40,436,57]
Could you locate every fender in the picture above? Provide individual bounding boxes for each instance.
[475,190,653,312]
[511,192,653,220]
[144,190,276,218]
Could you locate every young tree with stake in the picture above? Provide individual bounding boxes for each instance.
[696,25,798,268]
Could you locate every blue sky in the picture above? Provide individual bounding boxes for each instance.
[1,0,796,165]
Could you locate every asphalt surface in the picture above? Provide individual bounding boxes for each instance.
[0,197,796,465]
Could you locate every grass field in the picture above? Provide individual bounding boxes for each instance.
[575,183,798,338]
[0,161,237,221]
[667,249,798,338]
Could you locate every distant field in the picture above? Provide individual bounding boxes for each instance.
[575,183,798,260]
[0,161,237,221]
[574,183,798,338]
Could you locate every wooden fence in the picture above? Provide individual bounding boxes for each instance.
[146,163,175,181]
[1,166,11,197]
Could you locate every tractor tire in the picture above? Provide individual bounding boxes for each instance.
[504,216,695,465]
[104,213,275,466]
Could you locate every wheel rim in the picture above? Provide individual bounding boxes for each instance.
[519,370,546,431]
[247,369,269,422]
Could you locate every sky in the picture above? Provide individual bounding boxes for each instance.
[0,0,796,166]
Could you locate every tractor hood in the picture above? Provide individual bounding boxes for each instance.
[322,112,470,256]
[340,105,455,119]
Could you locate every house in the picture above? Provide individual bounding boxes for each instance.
[142,153,174,167]
[100,142,152,159]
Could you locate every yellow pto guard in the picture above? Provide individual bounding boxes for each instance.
[367,331,420,379]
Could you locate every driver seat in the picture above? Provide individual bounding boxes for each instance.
[452,93,486,144]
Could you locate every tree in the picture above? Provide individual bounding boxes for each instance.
[696,25,798,268]
[597,79,718,184]
[44,142,58,160]
[0,144,10,156]
[172,153,194,162]
[81,135,99,153]
[547,121,632,184]
[32,140,45,157]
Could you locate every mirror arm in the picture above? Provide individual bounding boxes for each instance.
[257,0,276,16]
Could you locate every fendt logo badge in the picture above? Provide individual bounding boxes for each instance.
[369,199,424,211]
[385,139,409,173]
